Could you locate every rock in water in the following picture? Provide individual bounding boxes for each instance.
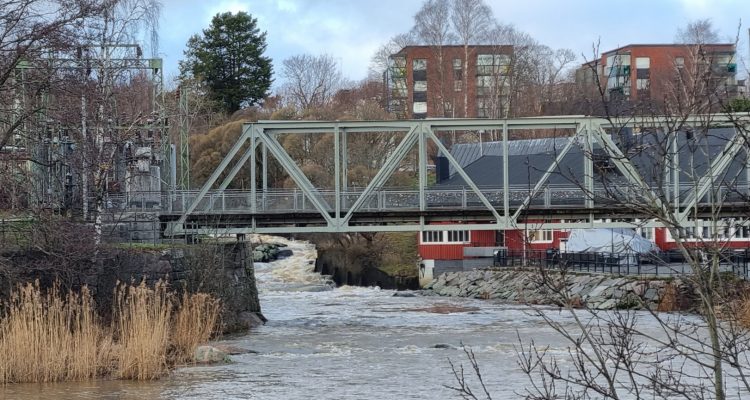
[194,345,230,364]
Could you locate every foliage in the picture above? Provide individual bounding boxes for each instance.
[180,11,273,113]
[724,97,750,112]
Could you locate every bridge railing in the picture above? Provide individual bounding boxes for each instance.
[102,182,748,214]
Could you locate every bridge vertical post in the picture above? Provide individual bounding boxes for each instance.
[342,128,348,209]
[502,121,509,226]
[746,146,750,197]
[262,141,267,210]
[418,122,427,211]
[334,123,341,225]
[250,126,257,214]
[584,120,594,209]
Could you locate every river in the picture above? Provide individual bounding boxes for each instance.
[2,237,744,399]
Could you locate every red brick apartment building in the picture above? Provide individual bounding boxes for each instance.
[575,43,738,104]
[386,45,513,119]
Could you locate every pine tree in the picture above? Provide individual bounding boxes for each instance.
[180,11,273,113]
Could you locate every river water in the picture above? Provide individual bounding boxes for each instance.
[2,237,744,399]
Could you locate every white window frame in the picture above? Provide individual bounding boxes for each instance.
[528,229,553,243]
[420,230,471,244]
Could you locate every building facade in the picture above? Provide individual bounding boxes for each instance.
[575,43,738,106]
[387,45,513,119]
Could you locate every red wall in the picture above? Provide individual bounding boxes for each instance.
[655,227,750,251]
[419,226,750,261]
[418,230,496,260]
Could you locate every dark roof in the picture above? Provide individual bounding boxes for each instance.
[435,128,747,189]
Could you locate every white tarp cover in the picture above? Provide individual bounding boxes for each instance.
[565,228,657,254]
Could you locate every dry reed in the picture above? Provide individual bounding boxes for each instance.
[0,282,111,383]
[113,281,172,380]
[0,280,221,384]
[171,292,221,364]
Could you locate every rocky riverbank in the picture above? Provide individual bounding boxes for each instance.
[426,268,695,311]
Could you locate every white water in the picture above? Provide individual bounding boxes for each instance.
[3,237,746,399]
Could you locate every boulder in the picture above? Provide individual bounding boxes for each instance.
[194,345,230,364]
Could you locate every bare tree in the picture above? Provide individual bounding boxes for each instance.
[0,0,105,153]
[447,23,750,400]
[676,19,723,44]
[411,0,454,117]
[281,53,348,111]
[369,32,415,80]
[451,0,493,117]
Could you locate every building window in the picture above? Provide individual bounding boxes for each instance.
[734,224,750,240]
[477,54,510,75]
[413,102,427,114]
[675,57,685,69]
[420,230,471,244]
[638,227,655,241]
[453,58,463,81]
[454,80,462,91]
[413,58,426,71]
[444,101,453,117]
[414,81,427,92]
[421,231,442,243]
[529,229,553,243]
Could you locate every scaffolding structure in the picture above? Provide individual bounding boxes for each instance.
[8,44,168,215]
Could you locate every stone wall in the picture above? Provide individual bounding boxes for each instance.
[103,242,265,332]
[426,268,695,311]
[2,242,264,333]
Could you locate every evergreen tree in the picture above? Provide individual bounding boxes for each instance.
[180,11,272,113]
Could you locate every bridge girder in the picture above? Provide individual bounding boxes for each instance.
[165,115,750,236]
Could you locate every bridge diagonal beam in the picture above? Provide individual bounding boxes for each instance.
[218,137,260,191]
[170,124,253,233]
[339,125,419,227]
[425,125,505,226]
[511,134,577,223]
[591,125,666,211]
[679,126,746,219]
[259,128,336,227]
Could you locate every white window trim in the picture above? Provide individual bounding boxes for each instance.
[420,230,471,245]
[528,229,553,243]
[664,226,750,242]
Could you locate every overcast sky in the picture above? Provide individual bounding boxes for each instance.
[158,0,750,87]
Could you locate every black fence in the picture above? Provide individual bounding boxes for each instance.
[492,248,750,278]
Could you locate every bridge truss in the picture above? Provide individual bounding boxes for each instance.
[163,115,750,236]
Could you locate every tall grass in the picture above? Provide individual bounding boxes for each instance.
[113,281,172,380]
[0,282,112,383]
[0,280,220,384]
[171,292,221,364]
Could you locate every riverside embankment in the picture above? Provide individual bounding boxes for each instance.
[426,268,695,311]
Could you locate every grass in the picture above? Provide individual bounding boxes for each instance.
[0,280,221,384]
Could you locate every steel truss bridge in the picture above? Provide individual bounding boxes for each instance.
[155,115,750,236]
